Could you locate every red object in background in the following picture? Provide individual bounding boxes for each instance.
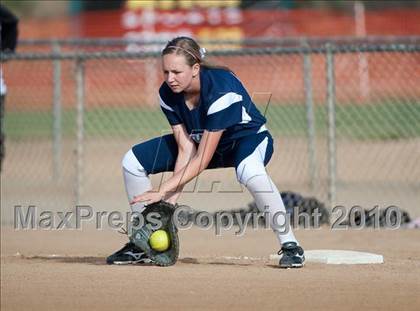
[79,7,245,42]
[77,8,420,40]
[18,8,420,40]
[78,9,126,37]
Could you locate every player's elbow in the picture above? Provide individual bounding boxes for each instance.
[178,140,196,156]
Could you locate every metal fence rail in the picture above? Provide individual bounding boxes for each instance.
[3,42,420,61]
[16,35,420,46]
[1,38,419,224]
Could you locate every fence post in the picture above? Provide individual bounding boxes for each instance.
[52,41,62,181]
[302,48,317,191]
[326,43,337,209]
[75,58,85,205]
[354,1,370,100]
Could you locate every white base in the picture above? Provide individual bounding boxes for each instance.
[271,250,384,265]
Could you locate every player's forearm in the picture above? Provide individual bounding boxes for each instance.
[164,147,197,203]
[160,153,207,196]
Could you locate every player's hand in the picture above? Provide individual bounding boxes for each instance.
[130,190,164,206]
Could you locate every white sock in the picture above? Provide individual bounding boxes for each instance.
[122,150,152,214]
[245,174,298,246]
[122,168,152,214]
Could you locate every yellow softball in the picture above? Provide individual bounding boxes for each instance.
[149,230,170,252]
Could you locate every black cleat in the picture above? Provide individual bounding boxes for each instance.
[278,242,305,268]
[106,242,152,265]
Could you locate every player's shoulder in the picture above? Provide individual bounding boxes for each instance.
[159,82,179,108]
[159,82,172,99]
[201,67,242,97]
[202,67,237,85]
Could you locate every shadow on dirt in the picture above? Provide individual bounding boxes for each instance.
[18,255,264,267]
[20,255,108,265]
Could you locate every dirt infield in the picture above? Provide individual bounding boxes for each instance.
[1,226,420,310]
[2,133,419,310]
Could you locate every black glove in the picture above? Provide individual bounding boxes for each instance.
[130,201,179,266]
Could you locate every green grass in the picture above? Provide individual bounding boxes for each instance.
[264,100,420,140]
[4,107,170,140]
[5,100,420,141]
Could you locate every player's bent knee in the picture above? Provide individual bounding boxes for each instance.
[236,162,267,185]
[122,149,148,177]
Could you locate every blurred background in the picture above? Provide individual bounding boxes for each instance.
[3,0,420,39]
[1,0,419,226]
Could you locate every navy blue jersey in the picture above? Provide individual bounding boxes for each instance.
[158,67,267,149]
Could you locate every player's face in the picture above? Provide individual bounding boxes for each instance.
[162,53,197,93]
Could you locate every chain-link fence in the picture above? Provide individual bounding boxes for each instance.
[1,38,419,224]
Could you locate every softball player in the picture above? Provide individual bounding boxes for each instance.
[107,36,305,268]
